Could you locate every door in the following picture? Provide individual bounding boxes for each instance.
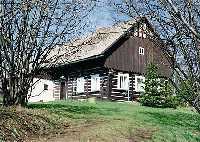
[60,81,66,100]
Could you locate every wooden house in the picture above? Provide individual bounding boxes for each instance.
[29,17,171,102]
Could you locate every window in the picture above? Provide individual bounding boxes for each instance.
[72,80,77,93]
[135,76,145,92]
[143,33,147,38]
[118,73,129,90]
[91,74,100,91]
[139,29,143,38]
[134,27,138,36]
[143,24,147,38]
[44,84,48,90]
[139,47,144,55]
[76,77,85,93]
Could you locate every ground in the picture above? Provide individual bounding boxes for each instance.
[1,100,200,142]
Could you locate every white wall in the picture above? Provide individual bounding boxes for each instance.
[28,78,56,102]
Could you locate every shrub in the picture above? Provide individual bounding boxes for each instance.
[140,63,178,108]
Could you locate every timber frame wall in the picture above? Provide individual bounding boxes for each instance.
[64,67,142,101]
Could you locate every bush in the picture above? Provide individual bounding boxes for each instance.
[140,64,178,108]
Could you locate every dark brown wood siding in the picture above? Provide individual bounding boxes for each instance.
[65,70,142,101]
[66,67,109,100]
[104,37,171,76]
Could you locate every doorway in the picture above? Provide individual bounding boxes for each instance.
[60,81,66,100]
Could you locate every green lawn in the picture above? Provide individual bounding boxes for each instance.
[28,100,200,142]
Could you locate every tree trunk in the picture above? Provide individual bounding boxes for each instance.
[2,78,29,107]
[193,95,200,114]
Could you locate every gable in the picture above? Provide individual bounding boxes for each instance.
[104,36,171,76]
[48,17,155,66]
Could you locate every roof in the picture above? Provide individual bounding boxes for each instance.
[48,19,138,66]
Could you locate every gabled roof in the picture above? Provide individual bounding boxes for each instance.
[48,18,144,66]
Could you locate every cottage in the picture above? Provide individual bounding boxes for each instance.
[29,17,171,102]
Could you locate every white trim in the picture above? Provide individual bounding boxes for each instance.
[139,47,144,55]
[76,77,85,93]
[91,74,100,91]
[117,73,129,90]
[135,75,145,92]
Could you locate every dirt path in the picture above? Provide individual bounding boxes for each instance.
[30,119,155,142]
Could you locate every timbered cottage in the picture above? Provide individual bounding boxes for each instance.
[28,17,171,102]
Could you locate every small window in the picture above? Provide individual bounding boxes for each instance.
[143,33,147,38]
[76,77,85,93]
[72,80,77,93]
[91,74,100,91]
[118,73,129,90]
[44,84,48,90]
[139,47,144,55]
[135,76,145,92]
[134,27,138,36]
[143,24,147,30]
[139,29,143,38]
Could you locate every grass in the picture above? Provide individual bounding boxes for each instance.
[27,100,200,142]
[0,107,70,142]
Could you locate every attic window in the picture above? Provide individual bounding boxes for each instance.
[139,47,144,55]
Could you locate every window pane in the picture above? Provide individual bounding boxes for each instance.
[139,47,144,55]
[77,77,84,93]
[118,73,129,90]
[135,76,145,92]
[91,74,100,91]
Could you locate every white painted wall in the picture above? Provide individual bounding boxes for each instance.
[28,78,56,102]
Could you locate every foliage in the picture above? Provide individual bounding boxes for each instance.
[175,80,194,107]
[140,64,178,108]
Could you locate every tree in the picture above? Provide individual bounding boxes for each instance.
[0,0,96,107]
[112,0,200,113]
[140,63,177,108]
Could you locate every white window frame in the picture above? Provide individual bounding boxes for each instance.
[139,29,143,38]
[135,75,145,92]
[143,24,147,38]
[76,77,85,93]
[91,74,100,92]
[72,79,77,93]
[139,47,144,55]
[117,73,129,90]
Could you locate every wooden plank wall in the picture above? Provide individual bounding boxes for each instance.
[65,68,141,101]
[53,81,61,100]
[109,72,138,102]
[66,68,109,100]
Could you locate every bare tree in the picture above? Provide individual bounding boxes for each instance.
[112,0,200,112]
[0,0,96,106]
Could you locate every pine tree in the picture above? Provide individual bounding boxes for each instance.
[140,63,177,108]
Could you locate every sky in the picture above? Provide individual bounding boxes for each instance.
[84,1,130,33]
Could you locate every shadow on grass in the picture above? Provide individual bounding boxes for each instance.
[28,103,120,118]
[141,111,200,131]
